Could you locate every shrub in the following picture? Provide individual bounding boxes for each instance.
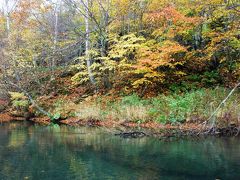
[9,92,26,101]
[9,92,29,110]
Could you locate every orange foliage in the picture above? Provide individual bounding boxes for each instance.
[144,6,200,27]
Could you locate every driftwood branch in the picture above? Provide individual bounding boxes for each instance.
[208,82,240,129]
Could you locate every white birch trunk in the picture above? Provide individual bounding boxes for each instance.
[84,0,95,85]
[52,0,60,69]
[5,0,10,38]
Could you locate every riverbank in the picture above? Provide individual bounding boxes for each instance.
[1,87,239,138]
[1,111,239,138]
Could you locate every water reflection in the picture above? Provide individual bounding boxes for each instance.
[0,122,240,180]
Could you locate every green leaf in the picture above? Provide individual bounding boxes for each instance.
[53,112,61,120]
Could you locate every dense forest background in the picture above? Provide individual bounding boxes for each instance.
[0,0,239,95]
[0,0,239,127]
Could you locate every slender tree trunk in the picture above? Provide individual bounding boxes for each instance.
[6,14,10,37]
[52,0,60,70]
[98,0,111,89]
[53,4,58,48]
[99,0,108,57]
[5,0,10,38]
[84,0,95,85]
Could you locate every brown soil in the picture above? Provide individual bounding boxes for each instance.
[1,112,239,138]
[0,112,206,130]
[0,99,8,106]
[0,112,25,123]
[59,117,209,137]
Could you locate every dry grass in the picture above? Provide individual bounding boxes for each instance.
[75,103,104,120]
[49,88,240,127]
[105,105,150,122]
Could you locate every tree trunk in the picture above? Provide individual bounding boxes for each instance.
[5,0,10,38]
[52,0,61,70]
[84,0,95,85]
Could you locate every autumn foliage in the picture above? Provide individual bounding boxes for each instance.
[0,0,239,97]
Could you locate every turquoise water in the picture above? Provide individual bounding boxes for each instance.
[0,122,240,180]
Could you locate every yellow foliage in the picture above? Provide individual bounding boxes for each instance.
[9,92,27,101]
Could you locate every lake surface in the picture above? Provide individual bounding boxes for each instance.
[0,122,240,180]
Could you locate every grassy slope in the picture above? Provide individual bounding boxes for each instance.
[48,87,240,128]
[2,70,240,132]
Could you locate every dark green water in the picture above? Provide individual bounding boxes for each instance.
[0,123,240,180]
